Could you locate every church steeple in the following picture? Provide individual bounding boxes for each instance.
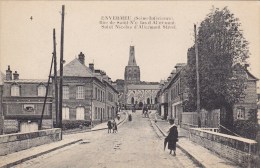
[128,46,137,66]
[124,46,140,84]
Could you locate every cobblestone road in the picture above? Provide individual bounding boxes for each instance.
[14,111,198,168]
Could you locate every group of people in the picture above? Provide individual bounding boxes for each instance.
[107,119,118,133]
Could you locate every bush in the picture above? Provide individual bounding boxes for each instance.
[62,120,91,130]
[233,120,259,140]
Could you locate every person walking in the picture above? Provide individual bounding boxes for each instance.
[107,120,112,133]
[164,119,178,156]
[112,119,117,133]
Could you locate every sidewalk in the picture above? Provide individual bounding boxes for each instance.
[0,136,82,168]
[151,112,239,168]
[91,111,127,131]
[0,112,127,168]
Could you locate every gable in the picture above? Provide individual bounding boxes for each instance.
[58,58,93,77]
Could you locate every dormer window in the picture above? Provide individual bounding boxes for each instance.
[38,84,46,96]
[11,84,20,96]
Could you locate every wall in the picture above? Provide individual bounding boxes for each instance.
[181,109,220,129]
[189,128,257,167]
[0,128,61,156]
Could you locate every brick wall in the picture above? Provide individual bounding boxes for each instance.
[189,128,257,167]
[0,128,61,156]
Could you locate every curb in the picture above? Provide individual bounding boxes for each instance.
[152,119,206,168]
[91,112,128,132]
[0,139,82,168]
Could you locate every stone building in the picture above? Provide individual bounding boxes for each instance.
[115,46,160,110]
[2,66,52,133]
[156,63,188,124]
[53,52,118,125]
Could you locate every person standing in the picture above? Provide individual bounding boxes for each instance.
[164,119,178,156]
[107,120,112,133]
[112,119,117,133]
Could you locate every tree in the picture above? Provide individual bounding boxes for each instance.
[186,7,249,131]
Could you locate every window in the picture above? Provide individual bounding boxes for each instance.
[76,86,84,99]
[38,85,46,96]
[98,108,100,119]
[237,107,245,120]
[63,86,69,99]
[95,88,97,99]
[76,107,85,120]
[11,84,20,96]
[62,107,70,120]
[95,107,98,119]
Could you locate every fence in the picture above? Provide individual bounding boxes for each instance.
[181,109,220,129]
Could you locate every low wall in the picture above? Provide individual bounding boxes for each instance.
[190,128,257,167]
[0,128,61,156]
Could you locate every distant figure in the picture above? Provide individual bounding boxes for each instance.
[112,119,117,133]
[164,119,178,156]
[117,113,120,121]
[128,114,132,121]
[107,120,112,133]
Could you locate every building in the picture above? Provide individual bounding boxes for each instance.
[53,52,118,125]
[115,46,160,110]
[233,66,258,121]
[0,72,4,134]
[156,63,188,124]
[2,66,52,133]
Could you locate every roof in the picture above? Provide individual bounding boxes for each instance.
[4,79,48,83]
[175,63,186,67]
[245,70,258,81]
[58,58,93,77]
[0,72,4,85]
[127,84,160,90]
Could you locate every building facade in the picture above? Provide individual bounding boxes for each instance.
[120,46,160,110]
[233,67,258,121]
[156,63,188,124]
[0,72,4,134]
[2,66,52,133]
[53,52,118,125]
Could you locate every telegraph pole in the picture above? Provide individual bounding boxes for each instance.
[59,5,65,139]
[53,29,58,127]
[194,24,201,127]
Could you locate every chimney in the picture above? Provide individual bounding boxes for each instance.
[89,63,94,72]
[244,64,249,70]
[78,52,85,65]
[6,65,12,81]
[13,71,19,80]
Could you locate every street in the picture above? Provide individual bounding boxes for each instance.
[14,111,198,168]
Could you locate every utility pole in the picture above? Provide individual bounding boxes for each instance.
[59,5,65,139]
[53,29,58,128]
[194,24,201,127]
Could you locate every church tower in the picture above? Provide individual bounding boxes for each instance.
[124,46,140,84]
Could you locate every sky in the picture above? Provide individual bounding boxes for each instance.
[0,1,259,85]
